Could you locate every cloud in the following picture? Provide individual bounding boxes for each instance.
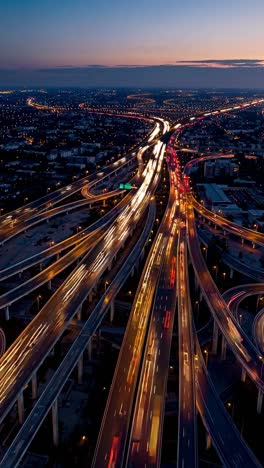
[175,59,264,68]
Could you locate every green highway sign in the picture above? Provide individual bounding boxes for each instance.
[119,183,132,190]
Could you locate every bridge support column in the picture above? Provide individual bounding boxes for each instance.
[241,238,244,245]
[103,199,106,207]
[5,306,10,321]
[140,248,145,261]
[52,399,59,447]
[77,308,82,321]
[230,268,234,279]
[39,263,43,272]
[97,330,102,354]
[48,279,52,290]
[130,266,134,278]
[18,392,24,424]
[212,321,219,354]
[88,292,93,303]
[31,373,38,399]
[110,301,115,323]
[257,389,263,414]
[87,339,92,361]
[194,275,199,294]
[78,354,83,384]
[233,303,239,319]
[256,295,263,312]
[206,433,212,450]
[221,337,227,361]
[241,368,247,383]
[56,253,60,261]
[46,218,50,224]
[199,290,203,302]
[18,271,22,279]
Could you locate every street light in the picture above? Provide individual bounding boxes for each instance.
[204,349,209,367]
[202,246,207,260]
[104,281,109,292]
[212,265,218,281]
[259,356,264,379]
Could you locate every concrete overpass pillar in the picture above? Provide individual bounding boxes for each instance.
[130,267,135,278]
[140,247,145,261]
[230,268,234,279]
[256,295,263,312]
[97,330,102,354]
[241,368,247,383]
[233,303,239,319]
[110,300,115,323]
[77,308,82,321]
[103,198,106,207]
[88,292,93,303]
[87,339,92,361]
[18,392,24,424]
[78,354,83,384]
[48,279,52,290]
[206,433,212,450]
[39,263,43,272]
[31,373,38,399]
[199,290,203,302]
[52,399,59,446]
[18,271,22,279]
[212,321,219,354]
[257,389,263,414]
[5,306,10,321]
[221,337,227,361]
[56,253,60,261]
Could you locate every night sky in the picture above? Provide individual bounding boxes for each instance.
[1,0,264,87]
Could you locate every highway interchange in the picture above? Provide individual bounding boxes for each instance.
[0,99,264,467]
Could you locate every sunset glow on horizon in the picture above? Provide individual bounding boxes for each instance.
[1,0,264,69]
